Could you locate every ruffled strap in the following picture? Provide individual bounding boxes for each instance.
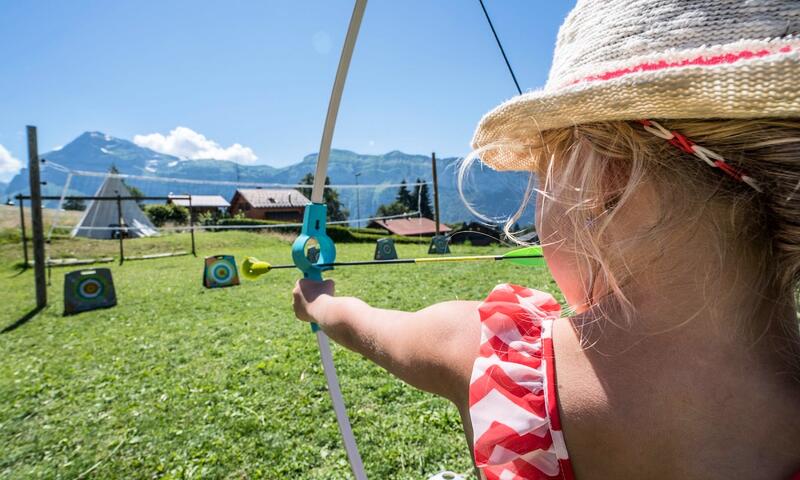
[469,284,572,480]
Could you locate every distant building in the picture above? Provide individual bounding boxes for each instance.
[167,195,230,217]
[229,188,310,222]
[367,217,451,237]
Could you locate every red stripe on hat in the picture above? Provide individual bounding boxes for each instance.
[568,45,794,86]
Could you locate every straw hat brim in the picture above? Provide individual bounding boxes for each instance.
[472,40,800,171]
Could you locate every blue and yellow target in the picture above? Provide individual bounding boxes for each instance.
[64,268,117,315]
[203,255,240,288]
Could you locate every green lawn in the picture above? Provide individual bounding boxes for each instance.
[0,230,560,479]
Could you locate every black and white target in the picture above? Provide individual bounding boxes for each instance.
[203,255,240,288]
[63,268,117,316]
[374,238,398,260]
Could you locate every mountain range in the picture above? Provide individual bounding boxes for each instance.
[3,131,535,224]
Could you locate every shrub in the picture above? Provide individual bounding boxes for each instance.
[145,204,171,227]
[170,205,189,225]
[145,204,190,227]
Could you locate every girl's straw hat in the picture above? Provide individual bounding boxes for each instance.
[473,0,800,171]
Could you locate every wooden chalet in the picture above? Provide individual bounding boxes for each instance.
[367,217,451,237]
[229,188,310,222]
[167,194,230,216]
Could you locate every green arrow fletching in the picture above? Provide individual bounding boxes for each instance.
[501,245,545,266]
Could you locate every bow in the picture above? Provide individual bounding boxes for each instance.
[291,1,368,479]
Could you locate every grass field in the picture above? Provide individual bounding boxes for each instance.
[0,229,560,479]
[0,205,83,231]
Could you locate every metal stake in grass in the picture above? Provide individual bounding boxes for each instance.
[241,245,544,280]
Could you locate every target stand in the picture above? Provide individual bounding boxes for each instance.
[428,235,451,254]
[203,255,240,289]
[63,268,117,315]
[374,238,398,260]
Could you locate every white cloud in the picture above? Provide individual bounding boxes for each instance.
[133,126,258,164]
[0,144,22,182]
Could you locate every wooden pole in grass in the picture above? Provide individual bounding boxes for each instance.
[188,194,196,257]
[27,126,47,308]
[431,152,441,235]
[17,194,28,267]
[116,194,124,265]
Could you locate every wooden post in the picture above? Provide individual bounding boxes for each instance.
[188,195,196,257]
[27,126,47,308]
[116,194,124,265]
[17,194,28,267]
[431,152,441,235]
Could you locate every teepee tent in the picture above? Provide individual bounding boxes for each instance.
[72,175,158,239]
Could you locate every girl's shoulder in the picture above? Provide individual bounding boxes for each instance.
[470,284,800,479]
[469,284,575,479]
[550,302,800,479]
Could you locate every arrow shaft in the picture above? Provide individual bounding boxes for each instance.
[269,254,542,270]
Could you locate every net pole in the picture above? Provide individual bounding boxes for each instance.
[26,126,47,308]
[432,152,441,235]
[116,194,124,265]
[18,194,28,267]
[188,194,196,257]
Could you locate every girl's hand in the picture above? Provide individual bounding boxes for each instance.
[292,279,335,324]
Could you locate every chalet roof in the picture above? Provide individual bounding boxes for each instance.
[168,195,230,208]
[234,189,310,208]
[369,217,452,236]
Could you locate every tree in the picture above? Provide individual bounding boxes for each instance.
[412,178,433,219]
[395,180,413,211]
[297,173,349,222]
[375,179,420,218]
[127,185,146,208]
[376,201,409,217]
[109,165,145,207]
[63,197,86,211]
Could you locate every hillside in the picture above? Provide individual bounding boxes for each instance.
[4,132,535,224]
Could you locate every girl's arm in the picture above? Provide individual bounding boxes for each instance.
[292,278,481,407]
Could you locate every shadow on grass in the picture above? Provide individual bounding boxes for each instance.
[9,263,27,278]
[2,306,44,334]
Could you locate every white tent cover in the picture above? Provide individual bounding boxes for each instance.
[71,175,158,239]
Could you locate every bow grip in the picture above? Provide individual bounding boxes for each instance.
[292,203,336,332]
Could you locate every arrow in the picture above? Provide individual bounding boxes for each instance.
[242,245,544,279]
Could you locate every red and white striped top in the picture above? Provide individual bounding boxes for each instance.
[469,284,575,480]
[469,284,800,479]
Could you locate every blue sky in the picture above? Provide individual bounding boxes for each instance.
[0,1,575,181]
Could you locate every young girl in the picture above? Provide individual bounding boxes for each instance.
[294,1,800,478]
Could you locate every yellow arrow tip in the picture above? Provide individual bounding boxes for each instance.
[241,257,272,279]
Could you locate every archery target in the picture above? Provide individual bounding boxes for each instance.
[64,268,117,315]
[305,246,320,264]
[374,238,398,260]
[78,278,104,299]
[428,235,450,254]
[203,255,240,288]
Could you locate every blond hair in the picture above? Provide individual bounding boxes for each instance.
[460,119,800,365]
